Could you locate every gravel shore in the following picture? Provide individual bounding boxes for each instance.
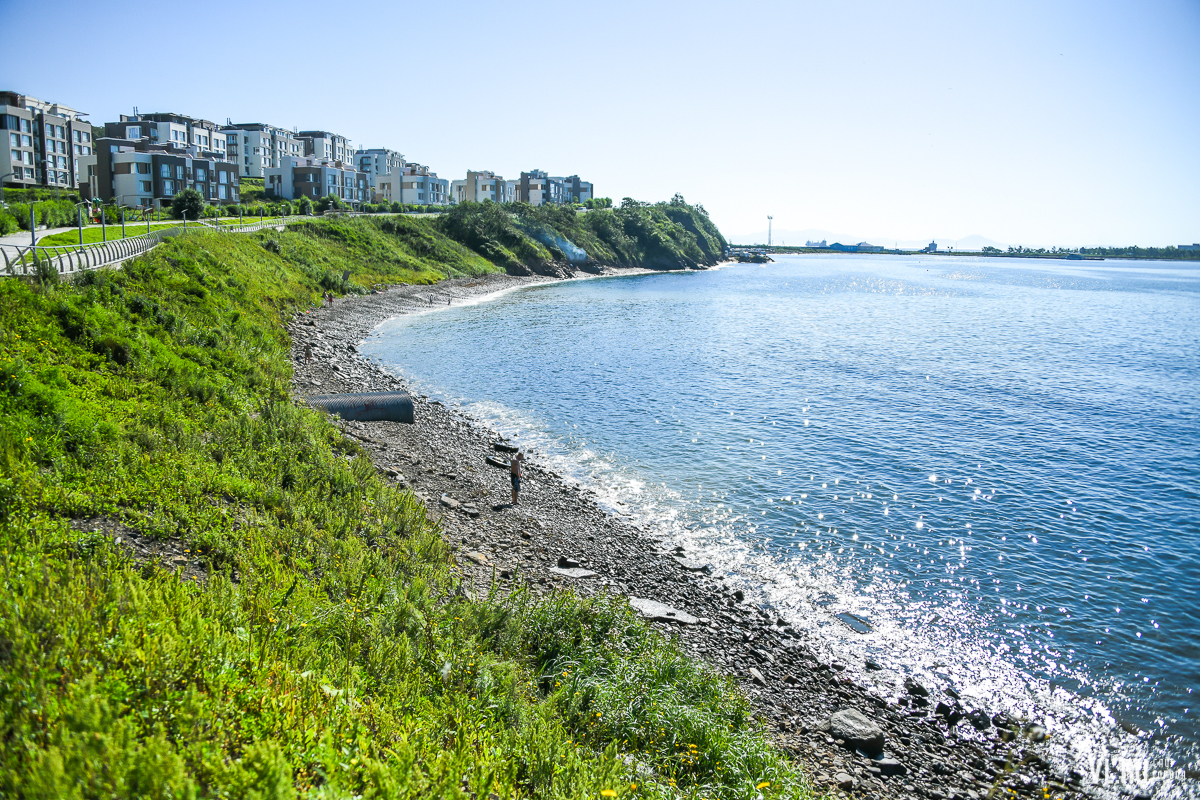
[288,269,1088,800]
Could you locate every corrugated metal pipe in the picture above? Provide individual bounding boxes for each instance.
[306,391,415,424]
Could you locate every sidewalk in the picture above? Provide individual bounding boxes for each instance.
[0,225,83,247]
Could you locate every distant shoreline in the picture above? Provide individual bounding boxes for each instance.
[731,246,1200,263]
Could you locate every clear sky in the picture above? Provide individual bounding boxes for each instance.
[6,0,1198,247]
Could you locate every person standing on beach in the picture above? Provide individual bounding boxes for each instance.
[509,451,525,506]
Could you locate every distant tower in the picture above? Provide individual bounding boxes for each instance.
[767,215,773,246]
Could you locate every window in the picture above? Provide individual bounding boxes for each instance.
[82,132,89,143]
[175,165,183,180]
[73,130,80,142]
[162,179,174,194]
[21,135,31,147]
[127,125,141,139]
[9,149,19,162]
[83,147,90,156]
[218,170,227,184]
[74,144,81,155]
[196,167,206,182]
[140,181,152,192]
[161,164,170,178]
[58,156,67,168]
[218,184,227,200]
[56,125,64,138]
[8,133,15,147]
[23,152,32,164]
[136,162,150,174]
[20,118,30,133]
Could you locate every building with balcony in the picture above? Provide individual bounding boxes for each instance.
[516,169,565,206]
[103,112,228,160]
[556,175,593,204]
[264,156,370,207]
[375,163,449,205]
[220,122,303,178]
[77,137,239,209]
[451,170,514,204]
[355,147,405,185]
[298,131,351,163]
[0,90,92,190]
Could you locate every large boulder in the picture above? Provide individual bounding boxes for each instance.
[829,708,885,757]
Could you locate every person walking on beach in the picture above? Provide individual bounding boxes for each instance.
[509,451,525,506]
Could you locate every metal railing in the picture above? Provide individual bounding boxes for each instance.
[0,214,307,278]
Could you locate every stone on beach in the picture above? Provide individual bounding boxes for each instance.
[628,597,699,625]
[828,708,885,757]
[550,566,599,579]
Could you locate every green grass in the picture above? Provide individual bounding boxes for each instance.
[0,225,808,799]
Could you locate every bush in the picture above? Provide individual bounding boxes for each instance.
[296,196,312,215]
[316,193,345,213]
[171,188,205,221]
[0,209,18,236]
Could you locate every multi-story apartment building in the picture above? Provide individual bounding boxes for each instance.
[355,147,405,185]
[516,169,566,206]
[451,170,514,204]
[375,163,449,205]
[0,90,92,190]
[220,122,303,178]
[298,131,351,163]
[556,175,593,204]
[104,112,228,160]
[78,137,239,209]
[264,156,370,207]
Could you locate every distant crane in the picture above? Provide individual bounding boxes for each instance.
[767,215,773,247]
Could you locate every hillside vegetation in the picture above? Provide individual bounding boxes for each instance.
[438,196,727,275]
[0,225,808,799]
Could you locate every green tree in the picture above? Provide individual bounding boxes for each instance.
[171,188,205,221]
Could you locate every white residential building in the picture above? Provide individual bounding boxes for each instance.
[555,175,593,204]
[451,170,514,204]
[376,163,449,205]
[298,130,352,163]
[355,147,405,185]
[104,112,227,160]
[220,122,303,178]
[516,169,565,206]
[264,155,370,207]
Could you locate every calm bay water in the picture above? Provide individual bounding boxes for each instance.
[363,254,1200,794]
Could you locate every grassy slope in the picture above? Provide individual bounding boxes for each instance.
[0,225,809,799]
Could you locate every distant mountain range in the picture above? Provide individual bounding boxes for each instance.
[729,228,1011,251]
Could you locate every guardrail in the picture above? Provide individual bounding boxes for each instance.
[0,214,307,278]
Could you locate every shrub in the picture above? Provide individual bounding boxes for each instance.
[171,188,205,221]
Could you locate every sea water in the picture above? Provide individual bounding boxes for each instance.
[362,254,1200,795]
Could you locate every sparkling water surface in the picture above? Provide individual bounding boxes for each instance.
[362,255,1200,795]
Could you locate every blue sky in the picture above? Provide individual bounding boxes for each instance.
[7,0,1198,246]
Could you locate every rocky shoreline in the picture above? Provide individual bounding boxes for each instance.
[287,269,1090,800]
